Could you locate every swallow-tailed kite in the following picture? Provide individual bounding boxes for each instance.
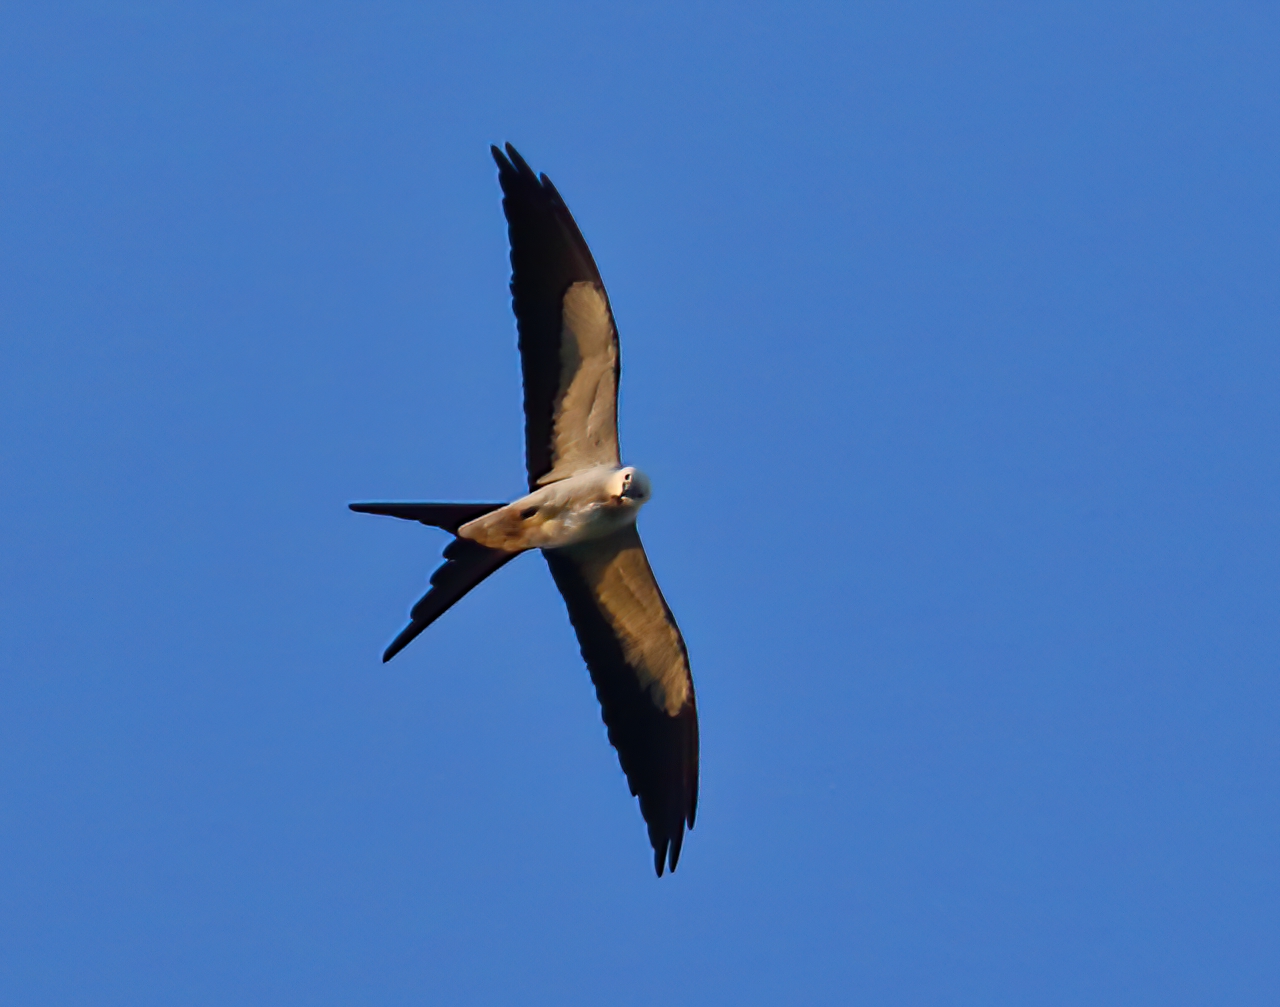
[351,145,697,875]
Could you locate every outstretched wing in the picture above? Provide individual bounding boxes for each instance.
[492,144,621,490]
[543,524,698,875]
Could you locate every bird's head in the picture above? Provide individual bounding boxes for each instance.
[610,466,651,507]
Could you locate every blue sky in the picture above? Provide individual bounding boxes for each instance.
[1,3,1276,1004]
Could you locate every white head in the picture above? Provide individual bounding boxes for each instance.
[610,466,652,506]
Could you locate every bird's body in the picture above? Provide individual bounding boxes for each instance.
[351,145,697,875]
[458,464,650,552]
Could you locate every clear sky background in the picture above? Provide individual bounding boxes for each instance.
[1,3,1276,1004]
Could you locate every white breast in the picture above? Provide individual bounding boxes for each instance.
[458,465,646,552]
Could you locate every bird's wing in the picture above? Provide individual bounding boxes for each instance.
[543,524,698,875]
[492,144,621,490]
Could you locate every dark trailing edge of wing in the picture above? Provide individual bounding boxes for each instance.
[348,502,505,534]
[543,550,699,876]
[490,143,615,490]
[349,502,518,662]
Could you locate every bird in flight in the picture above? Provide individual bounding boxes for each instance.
[351,144,698,875]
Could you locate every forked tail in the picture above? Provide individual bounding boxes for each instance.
[349,501,520,661]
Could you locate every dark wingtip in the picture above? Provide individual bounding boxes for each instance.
[654,845,665,877]
[505,143,534,178]
[668,831,684,873]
